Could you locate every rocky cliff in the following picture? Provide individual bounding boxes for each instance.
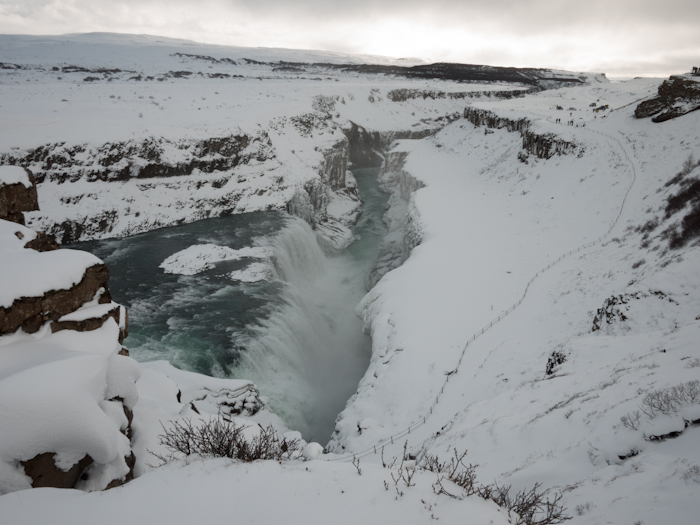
[635,75,700,123]
[366,151,425,289]
[463,107,580,159]
[0,166,138,493]
[0,117,361,247]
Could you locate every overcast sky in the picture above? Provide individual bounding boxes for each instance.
[1,0,698,77]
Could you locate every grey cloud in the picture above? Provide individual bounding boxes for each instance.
[0,0,698,76]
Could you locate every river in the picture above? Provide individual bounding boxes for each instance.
[71,167,388,443]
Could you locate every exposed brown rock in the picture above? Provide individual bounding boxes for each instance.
[21,452,93,489]
[0,167,39,225]
[104,453,136,490]
[50,304,120,335]
[24,231,61,252]
[635,76,700,122]
[3,165,137,493]
[0,263,112,335]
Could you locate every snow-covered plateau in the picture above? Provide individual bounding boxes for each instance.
[1,33,700,524]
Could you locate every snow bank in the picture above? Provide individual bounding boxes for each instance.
[0,456,512,525]
[0,219,102,308]
[131,360,288,476]
[0,320,139,493]
[0,165,31,188]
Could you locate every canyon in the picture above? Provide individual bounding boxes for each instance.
[1,33,699,525]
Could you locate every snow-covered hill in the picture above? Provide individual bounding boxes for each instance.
[330,79,700,524]
[1,33,699,525]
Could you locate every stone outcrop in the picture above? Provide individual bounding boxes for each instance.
[463,107,580,159]
[386,87,536,102]
[50,302,122,337]
[0,168,136,492]
[1,168,119,336]
[0,263,112,335]
[343,122,440,169]
[0,134,272,184]
[0,167,38,225]
[635,76,700,123]
[20,453,94,489]
[23,231,61,252]
[368,151,426,289]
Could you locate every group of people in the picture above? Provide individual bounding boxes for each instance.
[554,117,584,127]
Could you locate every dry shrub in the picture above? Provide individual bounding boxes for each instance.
[420,449,571,525]
[640,380,700,418]
[151,418,299,464]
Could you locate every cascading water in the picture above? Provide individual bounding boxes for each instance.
[70,167,388,443]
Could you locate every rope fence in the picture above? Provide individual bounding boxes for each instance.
[325,118,638,463]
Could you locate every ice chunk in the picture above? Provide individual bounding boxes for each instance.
[159,243,273,275]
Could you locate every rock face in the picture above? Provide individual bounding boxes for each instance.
[0,167,38,225]
[344,122,385,168]
[0,263,112,335]
[386,87,536,102]
[0,168,137,493]
[464,107,580,159]
[343,122,439,169]
[367,151,425,289]
[635,76,700,122]
[20,453,94,489]
[0,134,270,185]
[0,119,365,246]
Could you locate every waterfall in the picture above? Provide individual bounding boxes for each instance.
[69,169,388,446]
[232,216,371,443]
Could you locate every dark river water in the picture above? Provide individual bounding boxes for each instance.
[70,168,389,443]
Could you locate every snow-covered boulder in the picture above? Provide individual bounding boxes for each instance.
[0,165,38,225]
[0,172,139,494]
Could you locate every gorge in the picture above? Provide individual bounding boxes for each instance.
[1,33,700,525]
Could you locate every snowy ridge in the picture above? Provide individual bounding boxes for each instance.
[0,33,430,68]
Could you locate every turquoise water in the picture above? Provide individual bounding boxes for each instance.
[70,168,389,442]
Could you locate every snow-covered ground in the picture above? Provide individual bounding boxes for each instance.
[330,79,700,523]
[1,33,699,524]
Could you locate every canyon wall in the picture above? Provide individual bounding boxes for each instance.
[464,107,580,159]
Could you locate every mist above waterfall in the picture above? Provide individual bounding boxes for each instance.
[233,168,389,442]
